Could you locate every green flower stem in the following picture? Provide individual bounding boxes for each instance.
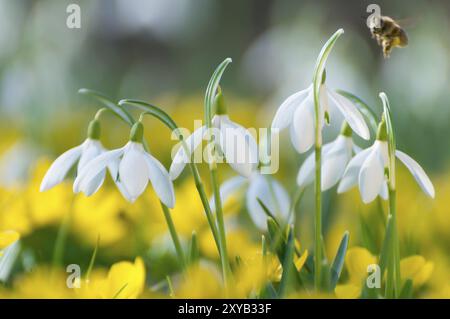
[210,166,232,285]
[380,92,401,298]
[52,195,75,270]
[203,58,234,285]
[388,188,401,297]
[161,202,186,270]
[311,28,344,291]
[313,142,323,290]
[313,75,323,288]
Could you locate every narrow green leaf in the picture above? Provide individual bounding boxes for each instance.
[329,231,349,289]
[399,279,413,299]
[278,225,295,297]
[118,99,179,133]
[166,276,175,298]
[78,88,135,125]
[188,231,199,265]
[312,29,344,100]
[204,58,232,128]
[85,235,100,282]
[257,198,278,225]
[379,215,393,275]
[359,214,377,253]
[261,235,267,257]
[335,90,379,133]
[267,217,284,258]
[379,92,396,189]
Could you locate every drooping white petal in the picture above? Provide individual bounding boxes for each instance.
[119,142,149,202]
[290,93,315,153]
[81,170,106,196]
[353,144,363,154]
[271,86,311,131]
[246,174,290,230]
[40,144,83,191]
[219,116,258,178]
[77,139,105,173]
[74,147,124,194]
[144,153,176,208]
[297,152,315,187]
[296,141,334,188]
[337,147,372,193]
[359,142,386,203]
[210,175,247,210]
[327,89,370,140]
[107,158,132,200]
[169,126,205,180]
[379,182,389,200]
[396,150,435,198]
[321,136,353,190]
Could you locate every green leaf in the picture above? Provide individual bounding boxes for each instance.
[257,198,278,225]
[329,231,349,289]
[359,214,377,253]
[78,88,135,126]
[379,92,396,189]
[278,225,295,297]
[204,58,232,128]
[312,29,344,102]
[118,99,179,133]
[188,231,199,265]
[336,90,379,133]
[85,235,100,282]
[399,279,413,299]
[379,215,393,275]
[267,217,284,258]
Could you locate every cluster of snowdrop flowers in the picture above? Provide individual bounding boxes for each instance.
[293,111,435,203]
[40,118,175,208]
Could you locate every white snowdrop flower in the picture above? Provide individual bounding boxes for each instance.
[210,173,291,231]
[271,80,370,154]
[170,92,258,179]
[74,122,175,207]
[338,121,435,204]
[297,123,356,191]
[40,120,107,193]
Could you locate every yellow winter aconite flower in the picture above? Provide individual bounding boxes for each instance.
[0,230,20,257]
[7,268,75,299]
[176,264,223,298]
[400,255,434,288]
[170,179,209,237]
[335,247,377,299]
[199,228,260,260]
[71,188,129,247]
[335,247,435,298]
[92,257,146,299]
[0,230,19,249]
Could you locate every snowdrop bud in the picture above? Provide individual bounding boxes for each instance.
[376,118,387,141]
[340,121,352,137]
[214,86,227,115]
[130,121,144,142]
[87,119,101,140]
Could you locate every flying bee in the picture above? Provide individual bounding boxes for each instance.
[367,15,408,58]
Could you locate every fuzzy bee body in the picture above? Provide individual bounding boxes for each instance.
[368,15,408,58]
